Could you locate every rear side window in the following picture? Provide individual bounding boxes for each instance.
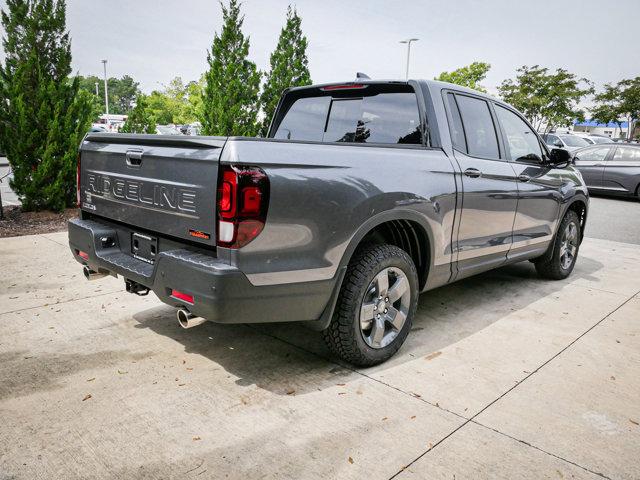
[612,146,640,162]
[455,95,500,158]
[273,96,330,141]
[273,87,423,145]
[445,93,466,151]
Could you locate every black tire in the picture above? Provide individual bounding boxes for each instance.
[323,244,419,367]
[534,210,581,280]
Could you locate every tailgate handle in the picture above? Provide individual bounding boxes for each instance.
[125,149,143,167]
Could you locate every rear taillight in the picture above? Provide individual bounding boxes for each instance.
[76,153,81,207]
[216,164,269,248]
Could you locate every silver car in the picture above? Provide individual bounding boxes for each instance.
[574,143,640,199]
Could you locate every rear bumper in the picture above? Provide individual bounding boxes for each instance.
[68,218,334,324]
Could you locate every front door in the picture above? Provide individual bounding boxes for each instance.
[492,103,564,259]
[444,92,519,280]
[574,145,614,189]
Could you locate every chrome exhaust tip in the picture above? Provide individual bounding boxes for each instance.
[177,308,206,329]
[83,266,108,281]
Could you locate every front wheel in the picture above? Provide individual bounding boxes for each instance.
[534,210,581,280]
[323,244,418,367]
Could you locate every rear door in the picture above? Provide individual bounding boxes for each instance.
[443,92,518,279]
[80,134,225,247]
[573,146,614,189]
[602,145,640,194]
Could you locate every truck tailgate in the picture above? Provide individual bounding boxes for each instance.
[79,134,226,247]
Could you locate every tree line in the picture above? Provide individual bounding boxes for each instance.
[0,0,638,212]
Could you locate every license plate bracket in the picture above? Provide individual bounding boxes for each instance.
[131,232,158,264]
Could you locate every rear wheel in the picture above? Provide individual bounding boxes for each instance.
[323,244,418,367]
[534,210,581,280]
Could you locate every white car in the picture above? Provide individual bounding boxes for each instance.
[571,132,615,145]
[541,133,591,152]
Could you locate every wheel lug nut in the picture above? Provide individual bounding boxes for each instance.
[373,305,377,310]
[385,297,389,302]
[384,309,388,313]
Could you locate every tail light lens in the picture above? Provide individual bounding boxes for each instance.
[76,153,81,207]
[216,164,269,248]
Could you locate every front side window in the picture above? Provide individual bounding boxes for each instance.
[575,147,610,163]
[545,134,560,146]
[494,105,543,161]
[455,95,500,158]
[612,146,640,162]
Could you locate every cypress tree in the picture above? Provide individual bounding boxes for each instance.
[0,0,92,211]
[120,95,156,134]
[200,0,261,137]
[260,6,311,136]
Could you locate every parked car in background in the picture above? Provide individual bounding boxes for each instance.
[572,132,614,145]
[89,125,108,133]
[156,125,181,135]
[70,79,588,366]
[573,143,640,199]
[542,133,591,152]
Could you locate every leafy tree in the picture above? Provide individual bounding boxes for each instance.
[120,95,156,134]
[201,0,261,136]
[259,5,311,136]
[146,90,176,125]
[0,0,92,211]
[435,62,490,92]
[591,77,640,141]
[77,74,140,116]
[498,65,593,133]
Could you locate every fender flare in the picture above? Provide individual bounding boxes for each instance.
[305,209,435,331]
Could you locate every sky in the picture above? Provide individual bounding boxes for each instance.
[1,0,639,100]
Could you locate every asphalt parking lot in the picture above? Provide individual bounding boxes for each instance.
[1,196,639,479]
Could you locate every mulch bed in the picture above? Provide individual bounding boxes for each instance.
[0,205,78,238]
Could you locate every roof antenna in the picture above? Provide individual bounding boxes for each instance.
[356,72,370,80]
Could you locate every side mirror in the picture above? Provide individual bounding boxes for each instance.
[549,148,571,167]
[554,140,564,148]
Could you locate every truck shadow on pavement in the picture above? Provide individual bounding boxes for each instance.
[132,255,604,396]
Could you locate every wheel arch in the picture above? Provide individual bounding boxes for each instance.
[306,210,434,332]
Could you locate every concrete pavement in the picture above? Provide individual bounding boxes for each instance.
[0,231,639,479]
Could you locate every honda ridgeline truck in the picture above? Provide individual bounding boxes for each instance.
[69,79,588,366]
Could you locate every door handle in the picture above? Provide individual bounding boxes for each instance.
[518,174,531,182]
[464,168,482,178]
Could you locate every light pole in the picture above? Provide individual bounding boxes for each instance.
[399,38,419,80]
[101,59,109,118]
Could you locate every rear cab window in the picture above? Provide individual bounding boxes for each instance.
[270,83,425,145]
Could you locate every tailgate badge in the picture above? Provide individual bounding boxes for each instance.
[189,229,211,240]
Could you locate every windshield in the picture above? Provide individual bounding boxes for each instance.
[559,135,590,147]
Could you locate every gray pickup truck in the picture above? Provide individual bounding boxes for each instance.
[69,79,588,366]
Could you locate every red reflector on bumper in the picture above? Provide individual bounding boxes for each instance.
[77,250,89,260]
[171,289,194,304]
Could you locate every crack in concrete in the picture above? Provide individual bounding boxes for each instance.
[0,289,122,316]
[247,288,638,480]
[386,288,640,480]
